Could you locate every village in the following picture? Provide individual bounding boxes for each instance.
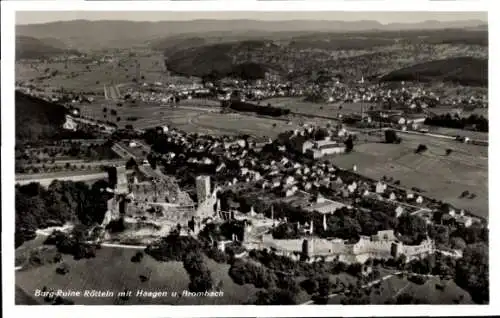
[13,14,489,306]
[83,115,482,268]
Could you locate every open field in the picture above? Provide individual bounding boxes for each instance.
[16,53,172,93]
[327,275,473,304]
[15,246,260,305]
[177,112,301,138]
[78,98,220,130]
[330,133,488,217]
[79,99,301,138]
[423,125,488,141]
[16,286,40,305]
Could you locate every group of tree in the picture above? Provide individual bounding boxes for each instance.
[415,144,428,154]
[455,243,489,304]
[424,113,488,132]
[43,228,98,260]
[16,245,62,270]
[131,251,144,263]
[228,101,291,117]
[183,251,214,292]
[145,233,202,262]
[16,92,97,145]
[344,135,355,152]
[251,288,299,305]
[15,179,112,248]
[384,293,427,304]
[384,130,402,144]
[402,245,488,304]
[229,259,278,289]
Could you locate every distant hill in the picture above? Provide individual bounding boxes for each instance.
[16,19,487,49]
[380,57,488,87]
[16,36,79,60]
[149,37,207,52]
[288,37,396,50]
[165,42,274,79]
[37,37,68,50]
[166,44,234,77]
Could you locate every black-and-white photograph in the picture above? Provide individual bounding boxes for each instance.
[13,10,488,306]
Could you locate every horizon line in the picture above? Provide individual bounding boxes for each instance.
[16,17,488,26]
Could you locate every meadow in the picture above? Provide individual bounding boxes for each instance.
[16,53,171,93]
[15,246,260,305]
[327,274,473,304]
[78,99,301,138]
[330,133,488,217]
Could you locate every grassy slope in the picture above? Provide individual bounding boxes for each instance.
[331,136,488,218]
[15,246,260,305]
[328,275,473,304]
[16,36,78,60]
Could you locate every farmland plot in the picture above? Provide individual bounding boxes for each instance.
[329,135,488,217]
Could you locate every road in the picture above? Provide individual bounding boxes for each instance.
[19,159,126,169]
[396,129,456,140]
[16,171,110,186]
[16,169,132,187]
[100,243,146,249]
[177,105,220,113]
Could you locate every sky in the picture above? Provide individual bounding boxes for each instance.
[16,11,487,25]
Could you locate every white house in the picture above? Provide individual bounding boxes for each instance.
[395,206,405,218]
[375,182,387,194]
[389,192,397,201]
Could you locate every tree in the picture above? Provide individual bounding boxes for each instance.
[450,237,467,250]
[126,158,138,169]
[455,243,489,304]
[397,213,427,245]
[131,251,144,263]
[300,277,320,295]
[253,288,298,305]
[415,144,428,154]
[460,190,470,198]
[71,224,89,243]
[384,130,401,144]
[56,263,70,275]
[345,135,354,153]
[386,293,427,304]
[446,149,453,156]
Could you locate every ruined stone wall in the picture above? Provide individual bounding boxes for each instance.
[401,239,434,258]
